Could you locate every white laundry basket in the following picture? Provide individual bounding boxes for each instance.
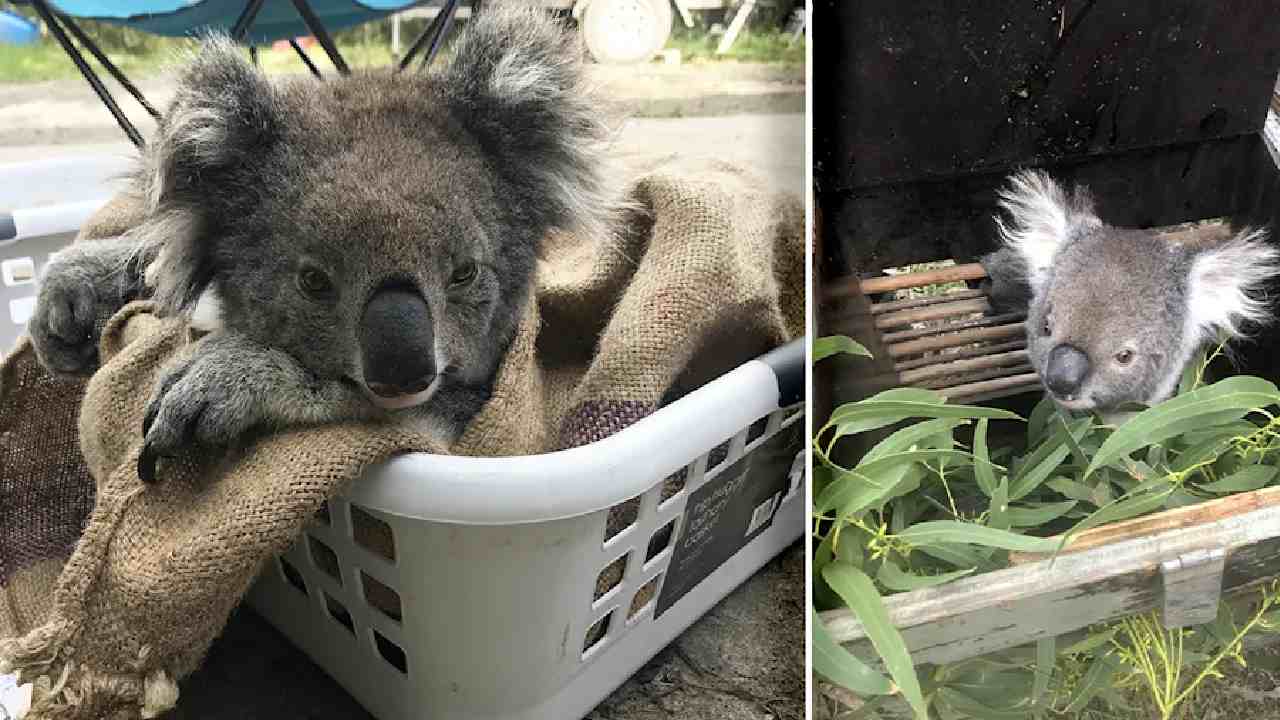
[245,340,806,720]
[2,190,806,720]
[0,199,109,355]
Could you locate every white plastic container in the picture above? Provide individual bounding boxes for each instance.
[1,193,806,720]
[246,343,806,720]
[0,199,108,354]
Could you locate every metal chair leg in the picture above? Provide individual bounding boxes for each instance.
[27,0,146,148]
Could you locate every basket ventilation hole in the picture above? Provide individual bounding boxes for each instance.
[628,574,662,620]
[308,536,342,586]
[351,504,396,562]
[583,612,612,655]
[362,571,402,622]
[324,593,355,634]
[660,467,688,504]
[314,503,331,526]
[603,496,641,544]
[279,558,308,596]
[594,553,628,602]
[374,631,408,674]
[646,520,677,563]
[706,440,731,472]
[746,416,769,445]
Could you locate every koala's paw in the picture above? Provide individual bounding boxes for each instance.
[28,271,103,375]
[138,338,267,483]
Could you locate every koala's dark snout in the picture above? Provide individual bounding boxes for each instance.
[359,286,436,397]
[1043,344,1091,398]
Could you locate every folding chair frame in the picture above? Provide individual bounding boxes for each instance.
[24,0,466,148]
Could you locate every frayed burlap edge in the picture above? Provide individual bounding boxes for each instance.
[0,305,173,719]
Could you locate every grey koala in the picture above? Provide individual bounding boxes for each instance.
[26,5,618,482]
[982,170,1280,421]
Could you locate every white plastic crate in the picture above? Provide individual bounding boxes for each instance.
[0,200,109,355]
[1,189,805,720]
[246,344,806,720]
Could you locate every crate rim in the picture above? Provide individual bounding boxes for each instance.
[350,350,802,526]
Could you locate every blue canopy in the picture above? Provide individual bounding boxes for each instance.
[26,0,427,44]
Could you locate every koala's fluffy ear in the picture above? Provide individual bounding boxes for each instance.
[143,34,280,210]
[136,34,280,311]
[1184,229,1280,345]
[440,4,616,240]
[994,170,1101,292]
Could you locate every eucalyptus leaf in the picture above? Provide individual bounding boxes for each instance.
[1065,490,1172,541]
[936,687,1029,720]
[876,560,975,591]
[1085,377,1280,479]
[898,521,1060,553]
[1007,500,1078,527]
[988,477,1010,530]
[974,418,999,497]
[812,606,894,696]
[864,418,966,463]
[815,335,872,362]
[1032,636,1055,707]
[1063,653,1116,712]
[822,564,928,719]
[816,450,969,516]
[1196,464,1278,494]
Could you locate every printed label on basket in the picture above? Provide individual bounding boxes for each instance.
[655,454,786,618]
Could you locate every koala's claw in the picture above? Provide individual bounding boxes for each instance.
[138,339,265,482]
[29,279,101,375]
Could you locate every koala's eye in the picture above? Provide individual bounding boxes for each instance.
[1115,349,1135,365]
[297,267,334,298]
[1041,316,1052,337]
[450,260,478,287]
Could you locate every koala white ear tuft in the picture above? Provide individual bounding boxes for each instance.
[440,4,619,241]
[994,169,1101,291]
[144,33,279,212]
[1185,228,1280,344]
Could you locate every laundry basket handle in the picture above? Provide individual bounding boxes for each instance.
[758,337,805,407]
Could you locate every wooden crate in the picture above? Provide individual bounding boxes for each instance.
[817,111,1280,672]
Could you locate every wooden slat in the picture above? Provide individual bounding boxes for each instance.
[856,263,989,296]
[881,312,1026,345]
[956,383,1044,406]
[869,288,987,315]
[898,349,1029,384]
[938,372,1040,400]
[887,322,1025,358]
[874,297,991,330]
[892,339,1028,372]
[1010,486,1280,564]
[820,497,1280,667]
[920,363,1035,391]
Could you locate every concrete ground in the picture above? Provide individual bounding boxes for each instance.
[0,62,805,720]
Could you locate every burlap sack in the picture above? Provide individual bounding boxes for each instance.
[0,158,803,719]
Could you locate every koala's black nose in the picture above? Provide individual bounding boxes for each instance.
[359,286,436,397]
[1044,344,1091,398]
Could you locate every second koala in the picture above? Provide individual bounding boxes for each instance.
[983,170,1280,420]
[28,6,618,481]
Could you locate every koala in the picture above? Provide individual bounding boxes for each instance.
[26,5,619,482]
[981,170,1280,420]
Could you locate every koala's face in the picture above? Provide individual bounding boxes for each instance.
[1026,228,1189,411]
[204,97,522,409]
[994,170,1279,415]
[136,10,614,411]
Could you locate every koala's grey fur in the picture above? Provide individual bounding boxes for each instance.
[982,170,1280,421]
[27,5,622,481]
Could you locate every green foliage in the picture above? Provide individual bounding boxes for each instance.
[811,337,1280,718]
